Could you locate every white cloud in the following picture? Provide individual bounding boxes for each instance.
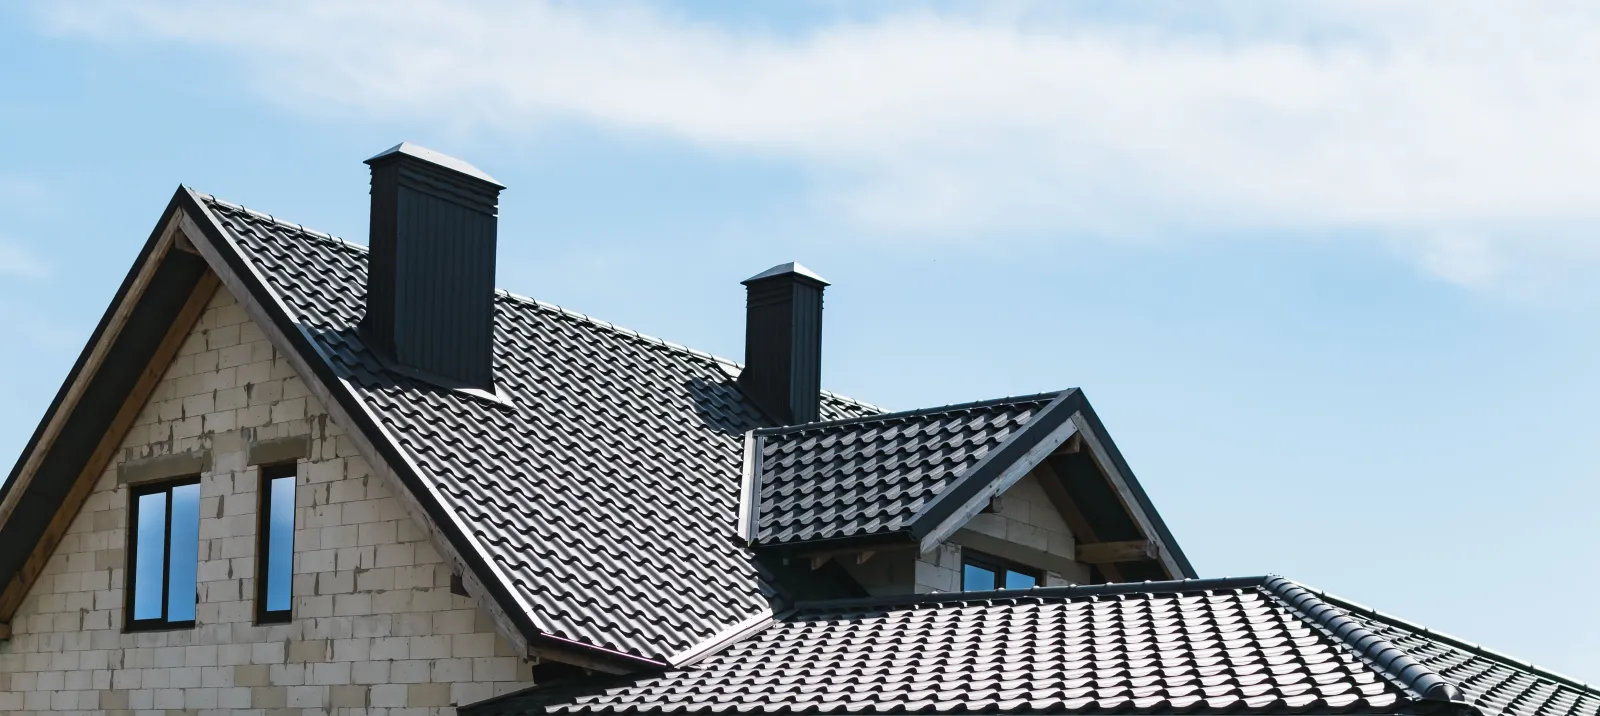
[29,0,1600,289]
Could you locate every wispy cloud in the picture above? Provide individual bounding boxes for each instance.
[29,1,1600,290]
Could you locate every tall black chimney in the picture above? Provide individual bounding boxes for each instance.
[738,262,828,425]
[361,143,503,392]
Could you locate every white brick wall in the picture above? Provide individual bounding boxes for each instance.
[0,285,534,715]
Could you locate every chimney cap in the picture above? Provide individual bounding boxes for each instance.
[365,142,504,188]
[742,261,830,287]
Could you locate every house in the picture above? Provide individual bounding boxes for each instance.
[0,142,1590,716]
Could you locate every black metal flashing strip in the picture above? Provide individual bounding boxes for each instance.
[1261,576,1468,707]
[907,390,1075,541]
[176,188,664,672]
[0,192,181,510]
[0,203,208,596]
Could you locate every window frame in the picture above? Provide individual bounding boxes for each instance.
[255,462,298,625]
[961,550,1044,591]
[124,476,202,632]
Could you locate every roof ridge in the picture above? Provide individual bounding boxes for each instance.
[1260,576,1467,707]
[791,576,1274,611]
[196,192,368,255]
[196,193,888,417]
[751,389,1069,436]
[1305,583,1600,699]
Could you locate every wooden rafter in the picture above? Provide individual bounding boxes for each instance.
[1030,459,1124,583]
[0,270,220,623]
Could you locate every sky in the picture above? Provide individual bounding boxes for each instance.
[3,0,1600,677]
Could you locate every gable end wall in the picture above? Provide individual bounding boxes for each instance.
[0,284,533,715]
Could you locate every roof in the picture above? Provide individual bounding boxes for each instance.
[0,181,1188,670]
[463,576,1600,716]
[744,392,1062,547]
[195,194,877,664]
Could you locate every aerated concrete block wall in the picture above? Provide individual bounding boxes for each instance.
[0,286,534,715]
[842,472,1090,595]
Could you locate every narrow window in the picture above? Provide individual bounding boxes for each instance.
[961,551,1042,591]
[126,478,201,630]
[256,463,297,624]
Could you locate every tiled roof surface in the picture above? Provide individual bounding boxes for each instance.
[1348,611,1600,716]
[199,196,878,663]
[749,394,1060,547]
[466,577,1600,716]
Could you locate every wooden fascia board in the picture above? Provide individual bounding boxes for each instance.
[0,200,188,531]
[1069,412,1187,579]
[174,193,659,673]
[1030,458,1123,583]
[0,269,220,622]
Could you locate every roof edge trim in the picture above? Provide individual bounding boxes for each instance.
[737,432,761,544]
[909,390,1077,546]
[666,608,780,668]
[1261,576,1467,706]
[1063,391,1197,579]
[0,188,188,519]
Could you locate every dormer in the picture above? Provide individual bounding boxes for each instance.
[739,389,1192,595]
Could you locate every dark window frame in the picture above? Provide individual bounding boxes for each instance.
[255,463,297,625]
[124,476,201,632]
[961,550,1044,591]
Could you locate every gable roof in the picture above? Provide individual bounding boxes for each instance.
[462,576,1600,716]
[0,182,1190,670]
[742,392,1064,548]
[741,388,1196,581]
[193,193,877,665]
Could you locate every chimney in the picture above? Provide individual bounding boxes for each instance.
[738,262,828,425]
[361,143,504,392]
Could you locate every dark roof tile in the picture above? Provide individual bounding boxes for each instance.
[748,394,1062,547]
[465,577,1600,716]
[200,196,877,663]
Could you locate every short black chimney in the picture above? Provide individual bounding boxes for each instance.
[738,262,828,425]
[361,143,503,392]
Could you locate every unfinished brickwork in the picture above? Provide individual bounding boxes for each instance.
[841,472,1090,595]
[0,284,534,715]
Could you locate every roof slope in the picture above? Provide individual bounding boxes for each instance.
[747,393,1060,547]
[198,195,877,663]
[465,576,1599,716]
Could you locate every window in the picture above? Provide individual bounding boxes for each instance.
[961,551,1042,591]
[256,463,297,624]
[126,478,201,630]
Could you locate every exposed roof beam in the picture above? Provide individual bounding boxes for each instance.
[1075,540,1158,565]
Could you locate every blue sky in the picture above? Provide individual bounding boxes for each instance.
[4,0,1600,677]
